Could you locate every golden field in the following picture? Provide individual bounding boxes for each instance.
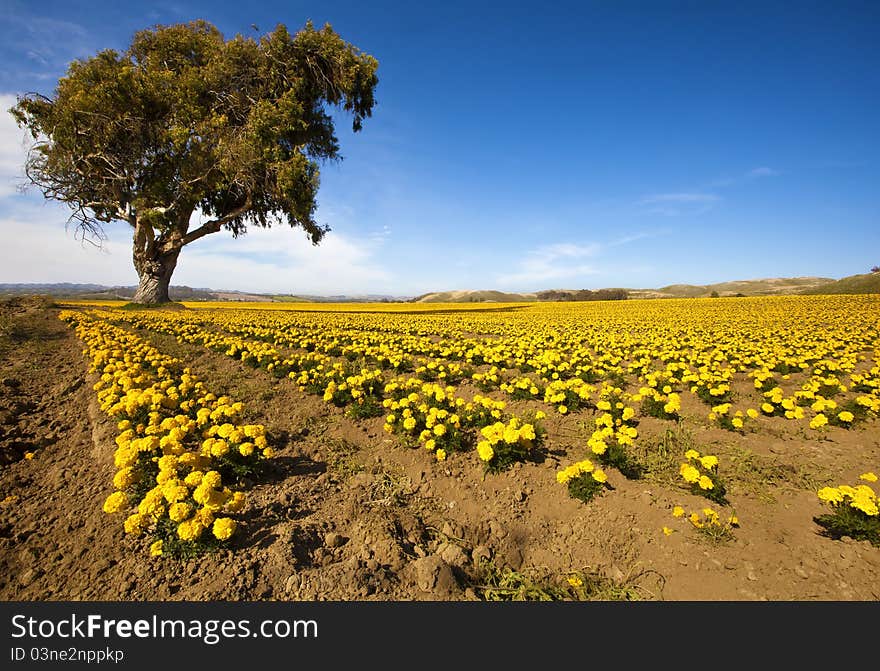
[1,294,878,600]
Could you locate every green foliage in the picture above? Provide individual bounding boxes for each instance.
[567,472,609,504]
[814,507,880,546]
[345,395,385,419]
[473,561,644,601]
[10,19,378,301]
[596,442,644,479]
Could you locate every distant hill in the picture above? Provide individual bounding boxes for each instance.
[4,273,875,305]
[0,283,219,301]
[411,277,848,303]
[411,290,537,303]
[800,272,880,295]
[0,284,410,303]
[629,276,835,299]
[273,294,406,303]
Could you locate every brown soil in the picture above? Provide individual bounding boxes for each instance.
[1,301,879,601]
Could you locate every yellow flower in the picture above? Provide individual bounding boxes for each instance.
[680,464,700,484]
[672,505,685,518]
[837,411,854,423]
[557,405,568,415]
[591,469,607,484]
[124,513,147,536]
[699,455,718,470]
[589,438,608,455]
[859,472,878,483]
[684,449,700,461]
[477,441,494,463]
[849,496,879,516]
[817,487,843,504]
[212,517,237,541]
[567,575,584,588]
[698,475,714,490]
[746,408,759,419]
[168,502,192,522]
[436,449,447,462]
[149,540,164,557]
[176,519,205,542]
[103,491,127,514]
[809,413,828,429]
[662,526,674,536]
[225,491,246,513]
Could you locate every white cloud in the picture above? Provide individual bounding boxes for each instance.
[0,93,31,198]
[0,198,394,294]
[0,203,137,285]
[179,224,394,294]
[496,243,599,288]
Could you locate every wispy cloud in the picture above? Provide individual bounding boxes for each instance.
[710,166,781,188]
[747,166,779,178]
[496,242,600,288]
[642,192,719,204]
[608,230,668,247]
[640,192,719,216]
[0,7,94,86]
[641,165,779,217]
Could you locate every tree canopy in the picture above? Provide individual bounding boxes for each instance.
[10,19,378,302]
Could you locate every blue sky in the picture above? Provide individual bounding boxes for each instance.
[1,1,878,296]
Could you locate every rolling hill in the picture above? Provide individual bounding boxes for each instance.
[800,272,880,295]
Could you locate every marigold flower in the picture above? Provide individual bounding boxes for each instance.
[212,517,237,541]
[680,464,700,484]
[699,455,718,470]
[103,491,128,514]
[817,487,843,504]
[477,441,494,463]
[809,414,828,429]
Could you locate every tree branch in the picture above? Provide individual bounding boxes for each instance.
[170,195,252,250]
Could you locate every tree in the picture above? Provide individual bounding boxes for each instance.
[10,20,378,303]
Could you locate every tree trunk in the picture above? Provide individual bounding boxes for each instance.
[132,249,181,304]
